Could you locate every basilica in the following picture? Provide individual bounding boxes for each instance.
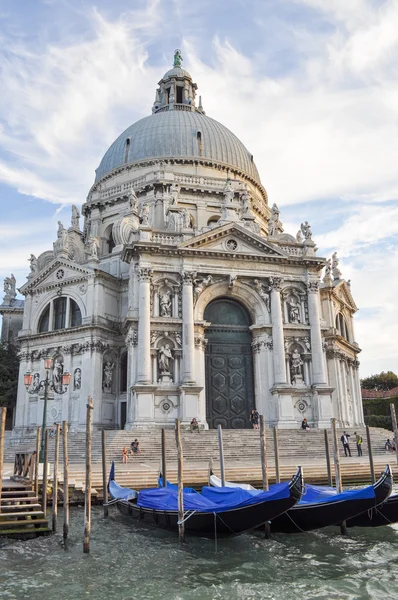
[1,51,364,432]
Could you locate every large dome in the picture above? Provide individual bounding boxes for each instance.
[95,110,261,183]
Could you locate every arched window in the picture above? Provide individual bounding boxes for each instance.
[120,353,128,393]
[38,297,82,333]
[197,131,203,156]
[336,313,350,342]
[108,230,115,253]
[124,138,130,164]
[207,215,220,227]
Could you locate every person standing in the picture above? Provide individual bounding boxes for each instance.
[341,431,351,457]
[354,432,363,457]
[249,408,259,430]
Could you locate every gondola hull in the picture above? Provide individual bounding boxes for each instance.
[346,493,398,528]
[270,466,392,533]
[110,468,303,537]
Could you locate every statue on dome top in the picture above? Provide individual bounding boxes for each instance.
[173,49,183,68]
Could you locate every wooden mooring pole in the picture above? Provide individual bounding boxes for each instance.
[365,425,375,485]
[217,424,225,487]
[390,403,398,465]
[42,429,49,517]
[52,424,60,533]
[34,426,41,498]
[175,418,184,543]
[63,420,69,542]
[324,429,332,487]
[161,428,167,486]
[0,407,6,514]
[331,418,347,534]
[208,458,213,486]
[83,396,93,554]
[273,426,280,484]
[260,416,268,491]
[102,430,108,518]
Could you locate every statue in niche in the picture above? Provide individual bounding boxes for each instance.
[74,368,82,391]
[29,254,39,273]
[332,252,342,280]
[158,344,173,374]
[253,279,271,312]
[170,183,179,205]
[300,221,312,240]
[140,204,150,226]
[167,211,183,231]
[296,229,303,243]
[32,372,41,393]
[52,358,64,393]
[175,333,182,346]
[128,188,138,211]
[182,208,191,228]
[290,349,304,379]
[3,274,16,299]
[103,361,115,392]
[159,289,172,317]
[268,203,281,237]
[71,205,80,229]
[193,275,213,302]
[89,236,99,259]
[287,297,301,323]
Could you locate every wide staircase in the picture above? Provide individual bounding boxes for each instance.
[0,480,51,538]
[3,427,395,494]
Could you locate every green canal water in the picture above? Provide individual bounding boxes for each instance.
[0,507,398,600]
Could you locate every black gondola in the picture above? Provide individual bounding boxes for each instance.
[346,492,398,528]
[210,465,393,533]
[108,463,303,537]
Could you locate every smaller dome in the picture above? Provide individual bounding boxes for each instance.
[279,233,297,243]
[161,66,192,81]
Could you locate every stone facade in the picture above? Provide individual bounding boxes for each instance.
[4,52,364,432]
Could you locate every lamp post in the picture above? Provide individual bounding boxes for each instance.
[24,358,71,463]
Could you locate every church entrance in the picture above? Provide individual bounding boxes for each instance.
[204,299,255,429]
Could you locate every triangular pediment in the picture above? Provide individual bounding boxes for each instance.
[19,259,93,295]
[331,280,358,312]
[179,223,288,258]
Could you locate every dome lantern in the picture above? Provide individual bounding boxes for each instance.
[152,50,204,115]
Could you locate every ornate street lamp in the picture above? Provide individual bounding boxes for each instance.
[24,358,70,462]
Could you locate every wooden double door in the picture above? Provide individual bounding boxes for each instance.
[204,299,255,429]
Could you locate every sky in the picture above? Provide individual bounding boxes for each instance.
[0,0,397,377]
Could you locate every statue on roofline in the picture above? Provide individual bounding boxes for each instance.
[174,49,183,68]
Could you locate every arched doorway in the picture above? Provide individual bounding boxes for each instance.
[204,298,255,429]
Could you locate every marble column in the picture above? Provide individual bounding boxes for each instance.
[307,281,327,385]
[269,277,286,385]
[136,268,152,384]
[181,271,196,384]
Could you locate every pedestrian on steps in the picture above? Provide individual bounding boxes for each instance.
[354,432,363,457]
[249,409,259,430]
[341,431,351,457]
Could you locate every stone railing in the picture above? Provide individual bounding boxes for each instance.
[151,233,183,245]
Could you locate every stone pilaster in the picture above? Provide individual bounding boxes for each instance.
[269,277,286,385]
[181,271,196,384]
[307,281,327,385]
[136,268,152,384]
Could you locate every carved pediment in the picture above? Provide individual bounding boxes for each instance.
[329,280,358,312]
[179,223,288,258]
[19,259,92,295]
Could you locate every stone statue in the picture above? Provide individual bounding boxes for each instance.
[175,333,182,346]
[32,372,41,393]
[290,349,303,378]
[240,190,251,215]
[182,208,191,228]
[89,236,99,259]
[300,221,312,240]
[332,252,342,280]
[287,297,301,323]
[158,344,173,374]
[141,204,150,226]
[224,180,235,204]
[193,275,213,302]
[174,49,183,68]
[52,358,64,393]
[323,258,332,283]
[128,188,138,211]
[170,183,179,205]
[159,290,172,317]
[253,279,271,312]
[103,361,115,392]
[268,203,281,237]
[55,221,69,255]
[71,205,80,229]
[73,368,82,391]
[3,274,16,299]
[29,254,39,273]
[296,230,303,243]
[228,274,237,289]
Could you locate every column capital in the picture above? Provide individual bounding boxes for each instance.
[125,326,138,347]
[269,276,284,292]
[137,267,153,282]
[306,280,320,293]
[181,270,197,285]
